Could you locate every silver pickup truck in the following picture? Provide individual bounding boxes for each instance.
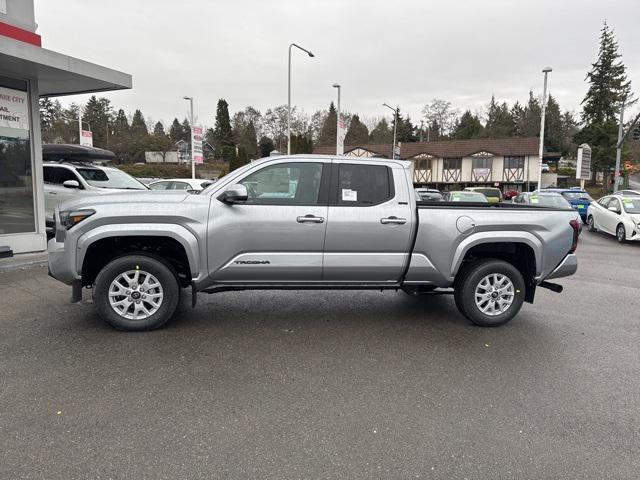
[48,155,579,331]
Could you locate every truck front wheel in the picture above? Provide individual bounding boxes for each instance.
[454,259,525,327]
[93,254,180,331]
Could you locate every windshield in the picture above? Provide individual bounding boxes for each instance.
[469,188,500,197]
[621,198,640,214]
[76,168,147,190]
[561,191,593,202]
[448,192,488,202]
[530,194,571,208]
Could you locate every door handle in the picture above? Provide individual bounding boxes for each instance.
[48,191,57,195]
[297,214,325,224]
[380,216,407,225]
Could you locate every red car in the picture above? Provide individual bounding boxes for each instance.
[503,189,520,200]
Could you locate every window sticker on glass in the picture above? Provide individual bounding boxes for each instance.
[451,194,461,202]
[530,197,539,204]
[342,189,357,202]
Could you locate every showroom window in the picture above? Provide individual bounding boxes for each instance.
[0,76,35,235]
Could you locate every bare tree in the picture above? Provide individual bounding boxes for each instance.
[421,99,460,139]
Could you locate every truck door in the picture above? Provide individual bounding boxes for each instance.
[208,160,329,282]
[322,161,414,283]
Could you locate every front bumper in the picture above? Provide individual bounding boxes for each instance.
[544,254,578,280]
[47,237,78,285]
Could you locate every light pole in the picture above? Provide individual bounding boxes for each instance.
[333,83,341,154]
[537,67,552,189]
[383,103,399,159]
[183,96,195,179]
[287,43,314,155]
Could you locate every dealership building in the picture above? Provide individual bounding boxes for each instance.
[314,137,545,191]
[0,0,131,255]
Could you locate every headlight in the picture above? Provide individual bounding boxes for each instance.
[58,209,95,230]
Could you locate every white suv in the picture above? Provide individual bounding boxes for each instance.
[43,162,147,232]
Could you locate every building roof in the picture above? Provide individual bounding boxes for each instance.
[313,137,540,159]
[0,35,132,97]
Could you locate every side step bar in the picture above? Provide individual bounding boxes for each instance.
[538,281,563,293]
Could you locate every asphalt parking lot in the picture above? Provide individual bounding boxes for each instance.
[1,231,639,479]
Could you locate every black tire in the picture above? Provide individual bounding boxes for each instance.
[616,224,626,243]
[454,259,525,327]
[93,254,180,331]
[587,215,596,232]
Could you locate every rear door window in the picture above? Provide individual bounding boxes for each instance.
[334,164,394,206]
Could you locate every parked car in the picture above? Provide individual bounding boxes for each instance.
[136,177,161,185]
[48,155,579,331]
[503,189,520,200]
[541,163,551,173]
[542,188,593,222]
[463,187,502,203]
[513,191,582,233]
[43,162,147,233]
[415,188,443,202]
[148,178,214,193]
[443,191,489,202]
[586,195,640,242]
[612,189,640,197]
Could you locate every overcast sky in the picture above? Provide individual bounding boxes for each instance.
[34,0,640,128]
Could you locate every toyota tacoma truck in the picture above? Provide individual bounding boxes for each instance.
[47,155,579,331]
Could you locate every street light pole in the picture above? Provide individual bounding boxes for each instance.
[78,107,83,146]
[183,96,195,179]
[287,43,314,155]
[613,98,626,193]
[383,103,399,159]
[335,84,341,153]
[537,67,552,189]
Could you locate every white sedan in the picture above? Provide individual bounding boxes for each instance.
[148,178,214,193]
[586,195,640,242]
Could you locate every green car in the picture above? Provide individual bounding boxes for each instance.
[464,187,502,203]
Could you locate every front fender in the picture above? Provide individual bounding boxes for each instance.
[76,223,203,281]
[450,231,543,280]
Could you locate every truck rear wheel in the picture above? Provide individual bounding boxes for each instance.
[93,254,180,331]
[454,259,525,327]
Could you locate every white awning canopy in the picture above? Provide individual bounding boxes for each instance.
[0,36,132,97]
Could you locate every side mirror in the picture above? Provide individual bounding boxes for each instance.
[218,183,248,204]
[608,206,620,213]
[63,180,81,189]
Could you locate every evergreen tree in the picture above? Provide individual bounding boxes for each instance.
[369,118,392,143]
[180,118,191,142]
[213,99,235,162]
[82,96,113,148]
[169,118,183,143]
[344,114,369,145]
[290,134,313,154]
[230,145,250,171]
[110,109,132,163]
[575,22,634,172]
[317,102,337,147]
[153,121,166,136]
[244,120,259,159]
[545,95,563,153]
[453,110,483,139]
[510,102,526,137]
[483,96,513,138]
[259,136,275,157]
[130,109,148,137]
[522,91,541,137]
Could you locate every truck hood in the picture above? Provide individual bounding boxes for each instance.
[58,191,191,211]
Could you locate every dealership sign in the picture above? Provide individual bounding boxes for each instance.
[576,144,592,180]
[0,86,29,131]
[80,130,93,147]
[192,126,203,164]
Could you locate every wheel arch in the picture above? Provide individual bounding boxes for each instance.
[77,224,201,287]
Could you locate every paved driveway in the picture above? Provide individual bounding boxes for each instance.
[1,231,639,479]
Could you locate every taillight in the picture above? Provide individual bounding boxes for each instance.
[569,219,580,253]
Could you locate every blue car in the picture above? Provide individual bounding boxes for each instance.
[541,188,593,221]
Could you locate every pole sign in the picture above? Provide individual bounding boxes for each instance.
[192,126,204,164]
[80,130,93,147]
[337,117,346,155]
[576,143,591,180]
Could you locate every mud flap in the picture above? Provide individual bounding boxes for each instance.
[71,280,83,303]
[191,281,197,308]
